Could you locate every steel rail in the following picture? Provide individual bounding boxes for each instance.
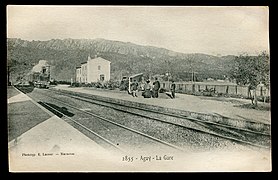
[53,89,269,136]
[19,90,126,153]
[46,89,269,149]
[28,90,186,152]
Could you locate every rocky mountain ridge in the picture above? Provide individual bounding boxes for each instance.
[7,38,235,82]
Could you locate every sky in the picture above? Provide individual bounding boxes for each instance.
[7,6,269,56]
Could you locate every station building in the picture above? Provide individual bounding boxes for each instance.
[76,55,111,83]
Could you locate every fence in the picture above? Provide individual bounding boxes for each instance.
[161,81,270,98]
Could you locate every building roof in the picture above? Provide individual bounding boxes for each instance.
[78,56,111,67]
[129,73,143,78]
[88,57,111,63]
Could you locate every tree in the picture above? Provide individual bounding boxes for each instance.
[230,52,270,106]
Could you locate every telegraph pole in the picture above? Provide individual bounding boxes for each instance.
[192,69,194,83]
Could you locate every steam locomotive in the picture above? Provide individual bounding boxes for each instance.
[29,65,50,88]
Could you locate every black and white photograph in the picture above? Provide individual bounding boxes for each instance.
[7,5,271,172]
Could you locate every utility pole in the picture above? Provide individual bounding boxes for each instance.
[191,69,194,83]
[148,62,151,80]
[187,55,194,83]
[166,60,170,90]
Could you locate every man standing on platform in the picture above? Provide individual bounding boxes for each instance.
[143,80,152,98]
[131,79,139,97]
[170,80,176,99]
[152,77,161,98]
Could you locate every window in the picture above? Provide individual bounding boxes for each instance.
[100,74,105,81]
[98,65,101,70]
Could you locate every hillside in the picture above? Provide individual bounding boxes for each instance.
[7,38,235,82]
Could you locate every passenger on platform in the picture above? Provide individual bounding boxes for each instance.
[170,80,176,99]
[140,78,146,91]
[248,83,257,105]
[131,79,139,97]
[142,80,152,98]
[152,77,160,98]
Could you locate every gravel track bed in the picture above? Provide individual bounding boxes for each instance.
[50,90,269,148]
[30,90,181,153]
[65,113,174,152]
[86,106,246,152]
[92,100,270,147]
[50,89,270,148]
[32,89,262,152]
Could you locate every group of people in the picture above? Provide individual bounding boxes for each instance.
[130,77,176,99]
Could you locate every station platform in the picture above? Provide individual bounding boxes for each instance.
[53,85,271,125]
[7,86,118,172]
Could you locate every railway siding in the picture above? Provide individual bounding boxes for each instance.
[51,88,270,134]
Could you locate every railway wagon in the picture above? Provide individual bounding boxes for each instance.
[119,73,144,94]
[127,73,144,94]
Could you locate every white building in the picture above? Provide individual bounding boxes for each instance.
[81,61,88,83]
[76,55,111,83]
[76,66,81,83]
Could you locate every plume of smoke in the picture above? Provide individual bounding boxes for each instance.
[32,60,49,73]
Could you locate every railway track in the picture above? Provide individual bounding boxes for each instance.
[37,100,126,152]
[21,88,186,153]
[41,88,270,149]
[14,86,269,151]
[53,89,269,136]
[49,89,270,148]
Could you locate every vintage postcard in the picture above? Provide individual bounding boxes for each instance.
[7,5,271,172]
